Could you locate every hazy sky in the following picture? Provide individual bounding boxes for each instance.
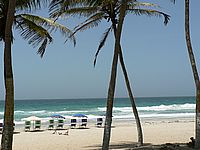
[0,0,200,100]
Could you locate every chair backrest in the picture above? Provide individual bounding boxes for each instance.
[0,123,3,132]
[34,120,41,130]
[96,118,103,127]
[35,120,41,125]
[97,118,103,122]
[25,121,31,126]
[82,119,87,123]
[49,119,54,124]
[25,121,31,131]
[57,119,64,128]
[58,119,64,124]
[71,119,77,123]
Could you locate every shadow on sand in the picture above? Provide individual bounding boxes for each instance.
[84,142,194,150]
[0,131,20,135]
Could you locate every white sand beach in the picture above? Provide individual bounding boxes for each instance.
[1,118,194,150]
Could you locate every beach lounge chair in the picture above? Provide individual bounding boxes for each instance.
[70,119,77,128]
[57,119,64,129]
[48,119,54,130]
[34,120,41,130]
[25,120,31,131]
[80,118,87,128]
[96,118,103,127]
[0,123,3,133]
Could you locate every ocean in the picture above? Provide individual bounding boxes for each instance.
[0,96,195,125]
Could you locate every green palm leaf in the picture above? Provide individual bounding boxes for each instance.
[128,2,159,8]
[73,12,104,36]
[15,14,53,57]
[59,7,99,18]
[49,0,88,18]
[18,14,76,44]
[94,26,112,67]
[127,8,170,25]
[15,14,76,56]
[16,0,48,12]
[49,0,69,19]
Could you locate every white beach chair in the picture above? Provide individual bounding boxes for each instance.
[96,118,103,127]
[57,119,64,129]
[24,121,31,131]
[34,120,41,130]
[48,119,54,130]
[70,119,77,128]
[80,118,87,128]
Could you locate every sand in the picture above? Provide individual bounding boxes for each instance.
[1,118,195,150]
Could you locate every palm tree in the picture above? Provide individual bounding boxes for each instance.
[184,0,200,148]
[0,0,75,149]
[49,0,169,148]
[1,0,16,149]
[102,0,128,148]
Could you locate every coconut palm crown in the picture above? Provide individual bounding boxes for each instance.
[49,0,170,64]
[0,0,76,57]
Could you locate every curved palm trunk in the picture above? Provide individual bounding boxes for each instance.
[118,48,143,145]
[102,38,118,150]
[185,0,200,148]
[111,21,143,145]
[1,0,16,150]
[102,0,127,149]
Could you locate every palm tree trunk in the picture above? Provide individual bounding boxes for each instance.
[185,0,200,148]
[118,48,143,145]
[1,0,16,150]
[102,26,119,150]
[102,1,127,149]
[111,20,143,145]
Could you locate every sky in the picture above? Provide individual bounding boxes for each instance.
[0,0,200,100]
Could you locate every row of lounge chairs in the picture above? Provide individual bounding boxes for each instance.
[0,117,103,133]
[24,117,103,131]
[49,118,88,129]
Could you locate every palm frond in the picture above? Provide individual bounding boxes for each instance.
[59,7,99,18]
[128,2,159,8]
[49,0,87,18]
[94,26,112,67]
[49,0,68,19]
[16,0,48,12]
[0,17,6,41]
[15,14,53,57]
[17,14,76,46]
[37,38,48,57]
[127,8,170,25]
[72,12,104,37]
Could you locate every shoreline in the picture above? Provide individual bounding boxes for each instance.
[1,117,195,150]
[12,116,195,131]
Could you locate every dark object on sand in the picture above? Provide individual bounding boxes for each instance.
[187,137,195,148]
[160,143,180,150]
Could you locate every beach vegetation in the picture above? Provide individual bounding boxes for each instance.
[0,0,75,149]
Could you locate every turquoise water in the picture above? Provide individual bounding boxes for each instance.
[0,96,195,124]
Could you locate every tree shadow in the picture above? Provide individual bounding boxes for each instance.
[0,131,20,135]
[84,142,152,150]
[84,142,194,150]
